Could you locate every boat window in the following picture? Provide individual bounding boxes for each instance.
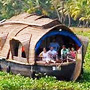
[10,40,26,59]
[13,41,19,56]
[10,40,28,63]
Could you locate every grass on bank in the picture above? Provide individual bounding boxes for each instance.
[0,27,90,90]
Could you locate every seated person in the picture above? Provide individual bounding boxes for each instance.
[49,39,60,51]
[61,45,69,60]
[39,48,49,62]
[70,48,76,59]
[47,47,58,62]
[39,47,56,63]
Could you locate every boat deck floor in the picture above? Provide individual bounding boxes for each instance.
[36,59,76,66]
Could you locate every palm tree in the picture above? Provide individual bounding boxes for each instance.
[70,0,90,27]
[51,0,68,23]
[51,0,61,21]
[79,0,90,27]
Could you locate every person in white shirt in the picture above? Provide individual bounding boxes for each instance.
[39,48,49,62]
[49,39,60,51]
[39,47,58,63]
[47,47,58,62]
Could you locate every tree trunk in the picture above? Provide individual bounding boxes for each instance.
[68,14,71,27]
[54,5,61,22]
[61,1,64,24]
[85,21,89,27]
[83,21,85,27]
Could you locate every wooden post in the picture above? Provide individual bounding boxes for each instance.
[18,43,22,58]
[71,46,82,81]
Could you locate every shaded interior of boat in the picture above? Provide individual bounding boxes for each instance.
[35,36,81,65]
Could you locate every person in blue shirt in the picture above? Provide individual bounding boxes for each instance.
[49,39,60,51]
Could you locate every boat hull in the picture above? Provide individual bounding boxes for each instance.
[0,59,76,81]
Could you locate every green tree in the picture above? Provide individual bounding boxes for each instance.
[70,0,90,27]
[0,0,90,27]
[27,0,57,18]
[0,0,29,20]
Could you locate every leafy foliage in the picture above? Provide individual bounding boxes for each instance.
[0,0,90,27]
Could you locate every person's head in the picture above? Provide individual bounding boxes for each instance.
[43,48,46,53]
[50,47,54,51]
[71,47,74,51]
[68,48,70,51]
[62,45,66,49]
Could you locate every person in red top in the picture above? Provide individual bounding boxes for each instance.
[70,48,76,59]
[22,46,26,58]
[22,46,25,52]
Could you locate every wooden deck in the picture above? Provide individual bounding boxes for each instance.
[36,60,76,66]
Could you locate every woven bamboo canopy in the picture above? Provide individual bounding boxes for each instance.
[0,13,88,65]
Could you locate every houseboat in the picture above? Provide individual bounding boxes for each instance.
[0,13,88,81]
